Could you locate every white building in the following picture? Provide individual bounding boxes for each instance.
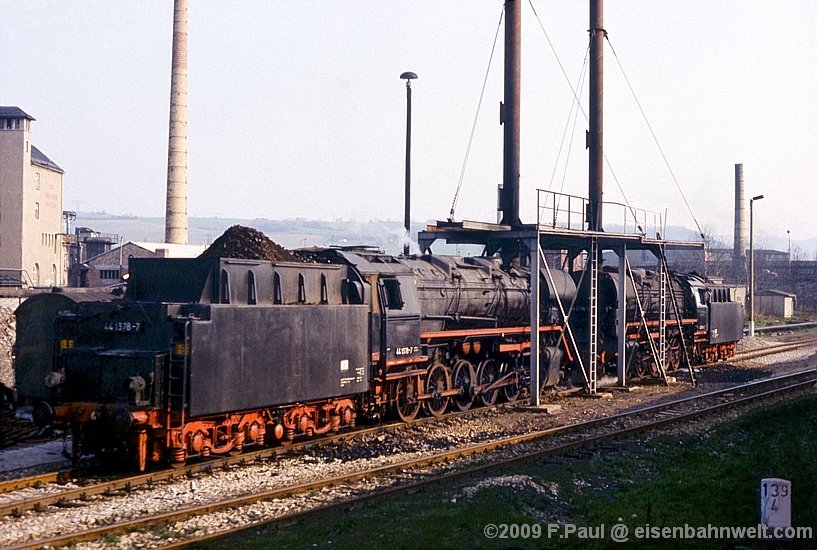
[0,107,65,286]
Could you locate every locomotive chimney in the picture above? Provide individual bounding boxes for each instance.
[499,0,522,228]
[164,0,189,244]
[732,163,747,278]
[587,0,605,232]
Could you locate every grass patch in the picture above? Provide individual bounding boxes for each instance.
[195,394,817,549]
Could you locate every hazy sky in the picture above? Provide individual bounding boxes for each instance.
[4,1,816,247]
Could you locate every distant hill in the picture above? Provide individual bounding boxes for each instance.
[75,212,811,259]
[73,213,478,256]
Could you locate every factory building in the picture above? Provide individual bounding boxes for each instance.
[0,107,65,286]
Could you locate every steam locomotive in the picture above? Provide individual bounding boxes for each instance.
[13,248,743,471]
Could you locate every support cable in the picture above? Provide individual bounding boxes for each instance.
[551,48,589,214]
[606,37,705,240]
[539,248,590,388]
[660,254,697,386]
[528,0,642,231]
[625,256,669,384]
[448,8,504,221]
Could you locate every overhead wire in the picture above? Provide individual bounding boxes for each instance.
[448,7,504,222]
[551,47,589,210]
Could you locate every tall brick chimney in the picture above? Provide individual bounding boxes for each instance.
[164,0,188,244]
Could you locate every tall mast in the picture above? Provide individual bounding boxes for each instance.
[587,0,605,231]
[499,0,522,228]
[165,0,189,244]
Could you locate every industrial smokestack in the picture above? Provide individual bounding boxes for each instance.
[733,164,746,256]
[732,163,747,276]
[164,0,188,244]
[499,0,521,228]
[587,0,605,232]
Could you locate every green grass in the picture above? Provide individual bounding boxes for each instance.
[192,394,817,550]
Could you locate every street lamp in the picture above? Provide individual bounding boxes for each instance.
[749,194,764,337]
[400,71,418,256]
[787,229,792,273]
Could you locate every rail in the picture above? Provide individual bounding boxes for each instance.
[5,368,815,548]
[536,189,665,238]
[750,321,817,334]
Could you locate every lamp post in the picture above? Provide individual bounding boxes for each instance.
[400,71,418,256]
[749,194,764,337]
[787,229,792,273]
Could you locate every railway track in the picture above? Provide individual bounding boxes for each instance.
[5,367,814,550]
[0,397,522,510]
[727,337,816,363]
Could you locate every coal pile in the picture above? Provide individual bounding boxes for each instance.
[200,225,302,262]
[0,305,14,388]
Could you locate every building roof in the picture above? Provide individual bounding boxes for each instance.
[31,145,63,173]
[0,106,35,120]
[129,242,206,258]
[756,289,796,298]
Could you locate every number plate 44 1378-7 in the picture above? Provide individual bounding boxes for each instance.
[103,321,142,334]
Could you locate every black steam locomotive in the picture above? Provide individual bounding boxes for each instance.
[14,248,743,470]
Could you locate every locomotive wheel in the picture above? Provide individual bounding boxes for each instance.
[666,338,683,371]
[477,359,500,406]
[394,377,420,422]
[423,363,450,418]
[452,359,476,411]
[501,363,521,403]
[629,353,648,378]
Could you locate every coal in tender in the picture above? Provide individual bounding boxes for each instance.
[199,225,302,262]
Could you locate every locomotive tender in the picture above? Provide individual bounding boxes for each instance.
[14,248,743,471]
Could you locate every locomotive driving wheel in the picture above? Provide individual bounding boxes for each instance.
[477,359,500,406]
[424,363,450,418]
[451,359,476,411]
[394,377,420,422]
[501,362,521,403]
[665,337,683,371]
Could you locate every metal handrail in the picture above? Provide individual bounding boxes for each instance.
[536,189,665,238]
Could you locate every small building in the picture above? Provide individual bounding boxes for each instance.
[66,228,119,287]
[81,241,205,287]
[755,289,796,319]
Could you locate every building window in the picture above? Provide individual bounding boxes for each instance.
[34,202,39,219]
[32,263,39,285]
[13,119,20,130]
[34,172,40,190]
[51,264,57,286]
[100,269,120,280]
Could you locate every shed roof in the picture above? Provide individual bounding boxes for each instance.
[130,242,206,258]
[756,289,796,298]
